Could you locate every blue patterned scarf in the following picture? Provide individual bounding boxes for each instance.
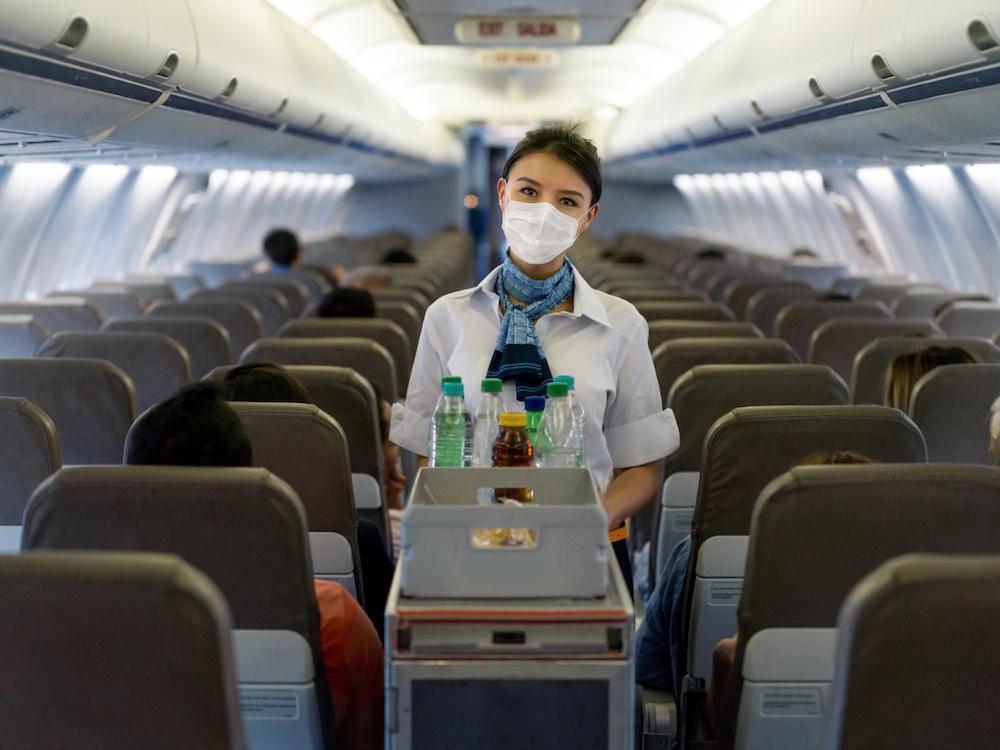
[486,253,575,400]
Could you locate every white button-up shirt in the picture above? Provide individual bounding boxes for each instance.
[390,264,680,494]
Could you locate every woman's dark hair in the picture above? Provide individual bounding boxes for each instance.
[317,287,376,318]
[222,361,312,404]
[883,345,980,410]
[263,228,300,267]
[502,125,602,206]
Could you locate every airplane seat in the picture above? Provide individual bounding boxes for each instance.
[635,300,737,324]
[0,552,247,749]
[806,317,943,385]
[773,300,893,361]
[21,465,338,750]
[243,337,398,403]
[186,260,258,288]
[369,286,432,317]
[614,287,710,305]
[935,301,1000,338]
[279,317,412,393]
[744,287,823,337]
[147,299,263,362]
[0,300,102,334]
[781,263,850,289]
[854,281,944,308]
[702,268,768,303]
[90,280,177,306]
[0,358,135,465]
[722,279,809,320]
[826,554,1000,750]
[670,406,927,750]
[206,363,391,549]
[36,331,192,413]
[647,320,764,354]
[728,465,1000,750]
[0,397,60,552]
[191,287,290,337]
[638,364,849,571]
[849,335,1000,405]
[907,363,1000,464]
[102,314,233,379]
[891,290,993,318]
[0,314,49,358]
[374,298,423,350]
[126,272,207,300]
[652,337,800,408]
[656,470,700,583]
[180,400,364,604]
[47,289,144,319]
[224,276,312,317]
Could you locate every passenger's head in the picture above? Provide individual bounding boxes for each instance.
[380,247,416,265]
[263,228,300,268]
[796,450,877,466]
[222,361,311,404]
[126,382,252,467]
[317,287,376,318]
[883,345,980,410]
[501,125,602,208]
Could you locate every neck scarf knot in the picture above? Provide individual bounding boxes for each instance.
[486,253,574,400]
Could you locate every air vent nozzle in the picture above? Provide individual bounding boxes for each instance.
[969,19,999,53]
[56,16,88,51]
[808,76,826,99]
[871,53,897,82]
[220,77,238,99]
[155,52,179,80]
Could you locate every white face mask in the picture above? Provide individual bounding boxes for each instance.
[501,192,592,266]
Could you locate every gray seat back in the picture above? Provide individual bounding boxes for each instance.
[828,554,1000,750]
[191,288,289,337]
[0,552,246,749]
[376,299,423,348]
[892,291,993,318]
[850,336,1000,405]
[370,286,431,315]
[186,260,256,287]
[908,363,1000,464]
[126,272,206,300]
[745,287,823,336]
[147,299,263,361]
[0,359,135,464]
[243,337,398,403]
[665,365,850,476]
[0,315,48,357]
[807,317,943,385]
[0,300,102,333]
[224,277,311,317]
[648,320,763,353]
[37,332,191,413]
[635,300,736,323]
[22,464,336,750]
[48,290,143,319]
[0,398,60,546]
[615,288,709,305]
[775,300,893,360]
[723,280,810,320]
[854,281,943,308]
[279,318,411,393]
[90,280,177,305]
[729,465,1000,750]
[935,301,1000,338]
[781,263,850,289]
[101,315,233,378]
[652,338,799,406]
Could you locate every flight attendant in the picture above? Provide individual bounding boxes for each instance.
[390,125,679,590]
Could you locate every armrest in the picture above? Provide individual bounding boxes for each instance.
[643,688,678,749]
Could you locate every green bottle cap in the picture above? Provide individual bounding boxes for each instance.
[441,376,461,385]
[481,378,503,393]
[546,382,568,397]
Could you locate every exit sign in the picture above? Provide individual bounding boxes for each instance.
[455,17,581,45]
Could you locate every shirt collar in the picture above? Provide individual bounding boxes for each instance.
[461,262,612,329]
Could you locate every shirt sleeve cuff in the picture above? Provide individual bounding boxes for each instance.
[389,401,430,457]
[605,409,680,467]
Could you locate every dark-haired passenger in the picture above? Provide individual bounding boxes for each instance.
[390,125,680,594]
[317,287,377,319]
[262,227,301,271]
[126,381,383,750]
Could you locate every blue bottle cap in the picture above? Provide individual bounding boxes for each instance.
[442,381,465,397]
[554,375,575,390]
[524,396,546,412]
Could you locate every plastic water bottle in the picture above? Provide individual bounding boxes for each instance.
[555,375,586,465]
[524,395,546,447]
[429,380,472,467]
[535,381,583,468]
[472,378,506,467]
[426,375,462,460]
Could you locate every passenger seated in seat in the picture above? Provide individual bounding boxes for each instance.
[882,345,979,410]
[127,381,384,750]
[260,227,343,286]
[634,451,875,710]
[317,287,377,319]
[222,362,396,633]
